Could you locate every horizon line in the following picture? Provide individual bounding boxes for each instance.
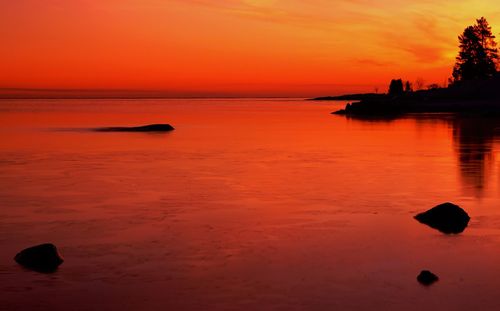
[0,87,344,100]
[0,84,381,100]
[0,96,311,100]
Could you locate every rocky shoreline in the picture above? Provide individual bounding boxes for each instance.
[331,99,500,116]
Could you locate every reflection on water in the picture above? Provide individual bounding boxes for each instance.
[1,99,500,311]
[346,113,500,199]
[452,117,499,198]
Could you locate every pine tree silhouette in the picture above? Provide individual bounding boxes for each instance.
[452,17,498,83]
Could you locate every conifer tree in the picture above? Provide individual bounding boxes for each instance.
[452,17,498,82]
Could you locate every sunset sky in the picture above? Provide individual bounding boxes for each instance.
[1,0,499,97]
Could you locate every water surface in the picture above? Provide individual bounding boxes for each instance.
[1,99,500,310]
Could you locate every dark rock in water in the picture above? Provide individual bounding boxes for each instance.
[95,124,175,132]
[15,243,64,272]
[414,202,470,234]
[417,270,439,286]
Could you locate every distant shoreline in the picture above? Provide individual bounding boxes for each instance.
[309,93,385,101]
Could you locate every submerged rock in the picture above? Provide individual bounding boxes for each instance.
[414,202,470,234]
[417,270,439,286]
[15,243,64,272]
[95,124,175,132]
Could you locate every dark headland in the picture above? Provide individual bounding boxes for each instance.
[310,93,386,102]
[311,17,500,117]
[314,75,500,117]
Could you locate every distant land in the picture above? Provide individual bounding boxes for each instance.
[312,74,500,116]
[310,93,385,101]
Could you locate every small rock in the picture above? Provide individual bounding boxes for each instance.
[95,124,174,132]
[15,243,64,272]
[414,202,470,234]
[417,270,439,286]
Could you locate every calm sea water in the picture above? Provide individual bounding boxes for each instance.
[1,99,500,310]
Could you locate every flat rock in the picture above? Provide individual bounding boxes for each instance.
[15,243,64,272]
[414,202,470,234]
[417,270,439,286]
[95,124,175,132]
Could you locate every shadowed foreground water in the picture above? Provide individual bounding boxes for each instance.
[1,99,500,310]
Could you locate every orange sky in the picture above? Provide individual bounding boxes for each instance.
[1,0,499,97]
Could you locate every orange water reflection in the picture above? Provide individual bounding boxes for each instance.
[452,117,499,198]
[1,99,500,310]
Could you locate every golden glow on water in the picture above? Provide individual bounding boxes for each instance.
[1,99,500,310]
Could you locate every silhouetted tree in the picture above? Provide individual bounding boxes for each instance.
[404,81,413,92]
[452,17,498,83]
[388,79,404,96]
[476,17,498,63]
